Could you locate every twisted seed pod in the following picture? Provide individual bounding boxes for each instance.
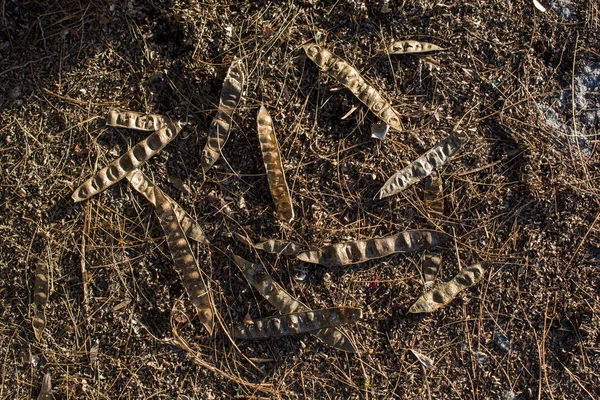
[257,106,294,222]
[106,110,170,131]
[254,239,305,256]
[422,253,442,284]
[376,132,466,199]
[421,171,444,215]
[232,307,362,339]
[409,262,489,313]
[201,60,245,173]
[233,255,357,352]
[303,43,403,131]
[296,230,450,267]
[32,261,49,341]
[377,40,445,55]
[154,188,214,334]
[126,170,208,244]
[37,372,53,400]
[72,120,182,202]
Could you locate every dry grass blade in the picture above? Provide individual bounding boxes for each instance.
[256,106,294,222]
[421,171,444,215]
[232,307,362,339]
[422,253,442,285]
[254,239,305,256]
[201,59,245,174]
[106,110,170,131]
[32,261,49,341]
[37,372,52,400]
[377,40,445,55]
[233,255,357,352]
[303,43,403,131]
[376,132,466,199]
[154,188,214,334]
[127,170,208,244]
[72,120,182,202]
[408,262,489,313]
[296,230,450,267]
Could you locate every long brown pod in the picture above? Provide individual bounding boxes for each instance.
[376,132,466,199]
[72,120,182,202]
[377,40,444,55]
[32,261,49,341]
[421,253,442,284]
[107,110,171,131]
[233,255,357,352]
[254,239,305,256]
[232,307,362,340]
[154,188,214,334]
[201,60,245,173]
[421,171,444,215]
[296,230,450,267]
[257,106,294,223]
[408,262,488,313]
[303,43,403,132]
[126,170,208,244]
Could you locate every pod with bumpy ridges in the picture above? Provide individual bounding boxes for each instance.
[106,110,171,131]
[422,253,442,284]
[72,120,182,202]
[296,230,450,267]
[377,40,445,55]
[376,132,466,199]
[232,307,362,339]
[303,43,403,132]
[254,239,305,256]
[233,255,357,352]
[32,261,49,341]
[421,171,444,215]
[201,60,245,173]
[257,106,294,222]
[126,170,208,244]
[154,188,214,334]
[408,262,489,313]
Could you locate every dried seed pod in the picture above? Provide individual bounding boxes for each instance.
[72,120,182,202]
[303,43,403,131]
[233,255,357,352]
[408,262,489,313]
[154,188,214,333]
[201,60,245,173]
[377,40,445,55]
[37,372,53,400]
[256,106,294,223]
[106,110,170,131]
[376,132,466,199]
[254,239,305,256]
[422,253,442,284]
[32,261,49,341]
[421,171,444,215]
[232,307,362,339]
[126,170,208,244]
[296,230,450,267]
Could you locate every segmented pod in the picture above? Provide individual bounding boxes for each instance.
[106,110,170,131]
[32,261,49,341]
[296,230,450,267]
[257,106,294,222]
[232,307,362,339]
[37,372,52,400]
[422,253,442,284]
[303,43,403,131]
[409,262,489,313]
[254,239,305,256]
[72,120,182,202]
[233,255,357,352]
[421,171,444,215]
[201,60,245,173]
[377,40,445,55]
[376,132,466,199]
[154,188,214,334]
[126,170,208,244]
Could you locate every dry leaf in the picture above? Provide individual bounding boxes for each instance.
[410,349,434,368]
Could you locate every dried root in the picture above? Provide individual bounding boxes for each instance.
[296,230,450,267]
[409,262,489,313]
[32,261,49,341]
[377,40,444,55]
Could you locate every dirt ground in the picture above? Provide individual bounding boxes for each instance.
[1,0,599,399]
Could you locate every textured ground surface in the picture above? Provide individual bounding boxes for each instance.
[1,1,599,399]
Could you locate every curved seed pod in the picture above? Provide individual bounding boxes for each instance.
[126,170,208,244]
[254,239,305,256]
[37,372,53,400]
[154,188,214,334]
[233,255,357,352]
[257,106,294,222]
[376,132,466,199]
[232,307,362,339]
[303,43,403,131]
[421,171,444,215]
[422,253,442,284]
[409,262,489,313]
[32,261,49,341]
[72,120,182,202]
[377,40,445,55]
[201,60,245,173]
[296,230,450,267]
[106,110,170,131]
